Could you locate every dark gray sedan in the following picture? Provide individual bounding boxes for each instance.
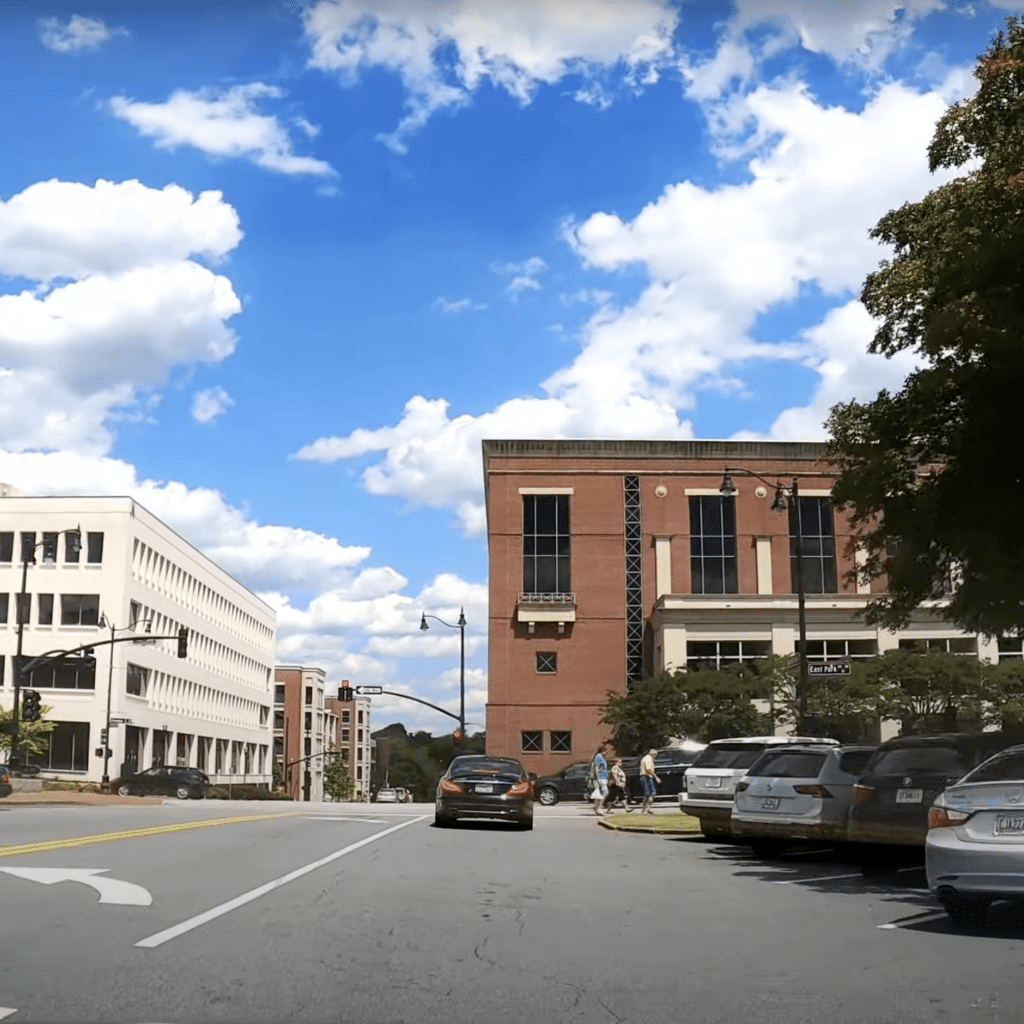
[113,765,210,799]
[435,755,533,830]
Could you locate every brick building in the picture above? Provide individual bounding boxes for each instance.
[324,683,372,801]
[274,666,336,802]
[482,439,1009,777]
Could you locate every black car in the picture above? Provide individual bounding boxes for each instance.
[623,748,700,802]
[848,728,1024,862]
[532,760,591,806]
[112,765,210,800]
[435,755,533,829]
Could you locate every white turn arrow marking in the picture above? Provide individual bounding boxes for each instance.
[0,1007,18,1020]
[0,868,153,906]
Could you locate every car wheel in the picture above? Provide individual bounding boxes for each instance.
[434,812,456,828]
[117,784,132,797]
[700,820,731,839]
[175,786,191,800]
[537,787,559,806]
[749,839,785,859]
[941,895,991,927]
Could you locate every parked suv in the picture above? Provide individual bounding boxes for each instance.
[533,761,591,805]
[731,744,876,854]
[848,729,1024,862]
[679,735,840,838]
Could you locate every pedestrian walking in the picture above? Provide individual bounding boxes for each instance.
[607,758,630,812]
[639,748,661,814]
[589,745,610,816]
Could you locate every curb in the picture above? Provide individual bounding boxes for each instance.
[598,820,704,835]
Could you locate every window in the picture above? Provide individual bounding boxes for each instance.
[126,664,148,696]
[358,710,364,724]
[24,655,96,690]
[521,730,542,753]
[16,593,30,625]
[998,638,1024,662]
[0,593,7,624]
[356,765,363,780]
[341,748,349,761]
[259,706,269,727]
[357,729,363,743]
[689,496,737,594]
[687,640,770,672]
[305,712,312,732]
[274,710,284,729]
[342,710,350,724]
[26,721,89,772]
[838,749,875,776]
[749,751,828,778]
[342,728,350,742]
[86,532,104,564]
[357,748,363,761]
[20,532,35,563]
[60,594,99,626]
[273,736,283,757]
[305,686,312,705]
[215,740,225,774]
[522,494,570,594]
[64,531,81,563]
[550,730,572,753]
[274,684,285,704]
[0,656,4,687]
[0,532,12,563]
[898,637,977,656]
[36,593,53,626]
[41,533,58,563]
[965,750,1024,784]
[790,497,837,594]
[536,652,557,673]
[304,738,311,757]
[801,639,877,661]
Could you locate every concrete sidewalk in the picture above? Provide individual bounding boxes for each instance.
[2,792,164,806]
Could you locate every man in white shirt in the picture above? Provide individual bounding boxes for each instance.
[639,748,661,815]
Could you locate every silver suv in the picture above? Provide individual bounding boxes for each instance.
[679,735,839,838]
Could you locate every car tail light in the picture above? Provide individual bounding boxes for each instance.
[735,781,749,793]
[793,785,832,798]
[439,778,464,794]
[928,806,970,829]
[852,784,874,805]
[507,780,531,797]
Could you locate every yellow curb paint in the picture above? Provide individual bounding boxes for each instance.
[0,811,305,858]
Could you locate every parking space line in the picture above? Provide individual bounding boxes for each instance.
[878,908,947,930]
[773,871,864,885]
[0,1007,17,1020]
[135,815,428,949]
[0,811,305,858]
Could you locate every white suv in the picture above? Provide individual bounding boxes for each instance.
[679,735,839,838]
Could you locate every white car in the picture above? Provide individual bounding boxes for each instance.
[374,787,399,803]
[679,735,839,838]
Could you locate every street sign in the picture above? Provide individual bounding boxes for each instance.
[808,662,851,677]
[357,686,383,695]
[109,718,132,724]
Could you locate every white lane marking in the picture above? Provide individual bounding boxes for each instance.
[305,816,385,823]
[0,868,152,906]
[878,908,948,930]
[0,1008,17,1020]
[136,814,428,948]
[774,871,864,885]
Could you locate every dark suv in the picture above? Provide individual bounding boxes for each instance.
[533,761,591,805]
[848,729,1024,857]
[112,765,210,799]
[623,748,700,802]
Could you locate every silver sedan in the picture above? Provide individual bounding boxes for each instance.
[926,744,1024,926]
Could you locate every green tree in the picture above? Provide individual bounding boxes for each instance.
[323,749,356,801]
[980,658,1024,729]
[827,16,1024,638]
[601,665,772,753]
[0,702,56,763]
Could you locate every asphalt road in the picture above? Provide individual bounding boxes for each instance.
[1,799,1024,1023]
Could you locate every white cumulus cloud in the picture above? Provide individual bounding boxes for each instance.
[431,296,486,314]
[302,0,679,151]
[109,83,337,177]
[40,15,128,53]
[191,386,234,424]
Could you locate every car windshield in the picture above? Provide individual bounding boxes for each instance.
[692,743,767,770]
[747,751,828,778]
[962,749,1024,784]
[450,757,523,777]
[656,749,694,765]
[868,745,975,776]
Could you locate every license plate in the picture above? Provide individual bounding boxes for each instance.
[896,788,923,803]
[705,777,721,788]
[475,785,493,794]
[761,797,780,810]
[995,815,1024,835]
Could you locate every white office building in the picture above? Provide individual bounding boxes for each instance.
[0,492,277,787]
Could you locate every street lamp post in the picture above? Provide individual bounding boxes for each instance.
[419,608,466,746]
[720,469,811,733]
[9,528,80,771]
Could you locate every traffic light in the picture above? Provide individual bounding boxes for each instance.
[22,690,41,723]
[339,686,354,702]
[99,728,108,747]
[452,728,464,742]
[177,627,188,658]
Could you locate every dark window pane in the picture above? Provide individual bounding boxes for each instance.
[839,750,875,776]
[967,752,1024,783]
[521,730,542,753]
[20,532,35,563]
[64,532,81,563]
[550,730,571,753]
[749,752,827,778]
[80,595,98,626]
[0,594,10,624]
[535,497,556,534]
[15,593,30,625]
[0,532,12,562]
[41,533,58,562]
[87,532,104,563]
[556,559,571,593]
[523,497,535,535]
[719,641,740,658]
[689,496,737,596]
[37,593,53,625]
[535,558,556,593]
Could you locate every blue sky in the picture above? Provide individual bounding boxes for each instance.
[0,0,1017,735]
